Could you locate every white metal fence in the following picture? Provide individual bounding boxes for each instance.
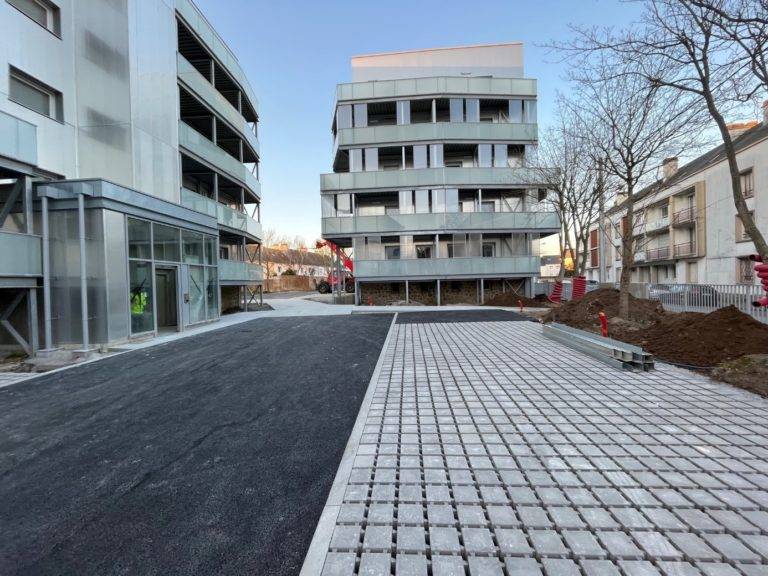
[535,280,768,324]
[646,283,768,324]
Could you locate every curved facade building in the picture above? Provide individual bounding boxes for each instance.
[321,44,559,305]
[0,0,262,354]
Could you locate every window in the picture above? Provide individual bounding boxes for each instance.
[364,148,378,171]
[445,188,459,213]
[9,67,62,120]
[735,211,755,242]
[153,224,180,262]
[336,105,352,130]
[129,261,154,334]
[396,100,410,125]
[741,169,754,198]
[509,99,523,123]
[493,144,508,168]
[431,189,446,213]
[182,230,204,264]
[737,257,754,284]
[482,243,495,257]
[449,98,464,122]
[353,103,367,127]
[413,145,428,169]
[415,245,432,259]
[385,245,400,260]
[6,0,60,35]
[349,149,363,172]
[660,205,669,219]
[465,99,479,122]
[128,218,152,260]
[429,144,443,168]
[415,189,430,214]
[477,144,492,167]
[399,190,414,215]
[481,201,495,213]
[523,99,537,123]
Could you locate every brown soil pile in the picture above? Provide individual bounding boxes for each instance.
[615,306,768,368]
[543,288,768,373]
[485,292,552,308]
[543,288,664,329]
[712,355,768,397]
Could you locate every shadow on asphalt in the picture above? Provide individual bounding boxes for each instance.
[0,314,393,576]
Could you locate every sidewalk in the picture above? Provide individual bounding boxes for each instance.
[304,316,768,576]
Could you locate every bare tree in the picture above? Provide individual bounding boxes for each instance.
[561,54,708,318]
[565,0,768,260]
[537,107,604,280]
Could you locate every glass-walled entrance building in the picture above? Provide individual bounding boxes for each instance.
[127,217,219,338]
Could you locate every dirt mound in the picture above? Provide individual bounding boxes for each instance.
[484,293,552,308]
[543,288,664,329]
[616,306,768,368]
[712,355,768,397]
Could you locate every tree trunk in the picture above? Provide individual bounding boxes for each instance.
[619,190,635,320]
[705,94,768,261]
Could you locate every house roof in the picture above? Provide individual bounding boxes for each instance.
[607,121,768,215]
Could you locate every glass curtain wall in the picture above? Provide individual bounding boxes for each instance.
[127,217,219,335]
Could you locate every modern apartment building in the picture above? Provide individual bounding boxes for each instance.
[586,108,768,286]
[320,44,558,305]
[0,0,262,356]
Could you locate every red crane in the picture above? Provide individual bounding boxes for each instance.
[315,240,355,294]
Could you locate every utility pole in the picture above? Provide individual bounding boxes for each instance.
[597,158,606,284]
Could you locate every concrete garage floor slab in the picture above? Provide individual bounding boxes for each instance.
[303,318,768,576]
[0,314,393,576]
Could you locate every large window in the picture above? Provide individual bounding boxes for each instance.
[6,0,60,35]
[183,230,204,264]
[741,169,754,198]
[128,218,151,259]
[9,67,62,120]
[129,261,154,334]
[189,265,206,324]
[153,223,180,262]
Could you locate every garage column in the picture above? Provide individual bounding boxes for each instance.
[405,280,409,304]
[436,280,441,306]
[480,278,485,304]
[78,193,89,352]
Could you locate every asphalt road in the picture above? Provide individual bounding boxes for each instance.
[0,314,393,576]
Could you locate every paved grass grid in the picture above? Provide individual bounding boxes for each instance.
[395,310,531,324]
[313,320,768,576]
[0,314,392,576]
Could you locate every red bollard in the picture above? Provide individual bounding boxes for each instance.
[598,311,608,337]
[518,299,524,313]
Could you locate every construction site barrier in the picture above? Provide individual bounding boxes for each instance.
[571,276,587,300]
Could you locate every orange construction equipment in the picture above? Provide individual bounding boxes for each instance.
[751,255,768,307]
[315,240,355,294]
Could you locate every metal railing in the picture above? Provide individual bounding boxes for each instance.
[646,246,670,261]
[672,206,696,225]
[645,216,670,233]
[648,282,768,324]
[673,241,696,257]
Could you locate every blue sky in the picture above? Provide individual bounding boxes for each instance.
[195,0,643,242]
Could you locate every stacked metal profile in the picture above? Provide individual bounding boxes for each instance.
[542,322,655,371]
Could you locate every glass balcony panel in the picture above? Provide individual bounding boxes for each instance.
[336,77,537,101]
[0,230,41,277]
[218,259,264,283]
[354,256,539,278]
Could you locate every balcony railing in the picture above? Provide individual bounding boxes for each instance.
[335,122,537,151]
[175,0,259,114]
[634,251,646,263]
[322,211,559,236]
[0,230,41,278]
[177,54,259,155]
[217,203,262,239]
[672,206,696,225]
[218,259,263,284]
[645,246,671,261]
[354,255,540,279]
[178,121,261,198]
[336,76,537,102]
[673,241,696,257]
[645,216,670,234]
[181,188,262,240]
[320,167,555,192]
[0,111,37,166]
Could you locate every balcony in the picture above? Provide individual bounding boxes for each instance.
[645,246,671,261]
[322,211,559,236]
[177,54,259,155]
[672,206,696,226]
[0,110,37,166]
[634,251,646,263]
[0,231,41,279]
[337,77,537,102]
[673,241,697,257]
[335,122,537,151]
[320,167,553,193]
[355,256,539,280]
[645,216,670,234]
[178,121,260,198]
[218,259,263,284]
[175,0,259,114]
[181,188,262,240]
